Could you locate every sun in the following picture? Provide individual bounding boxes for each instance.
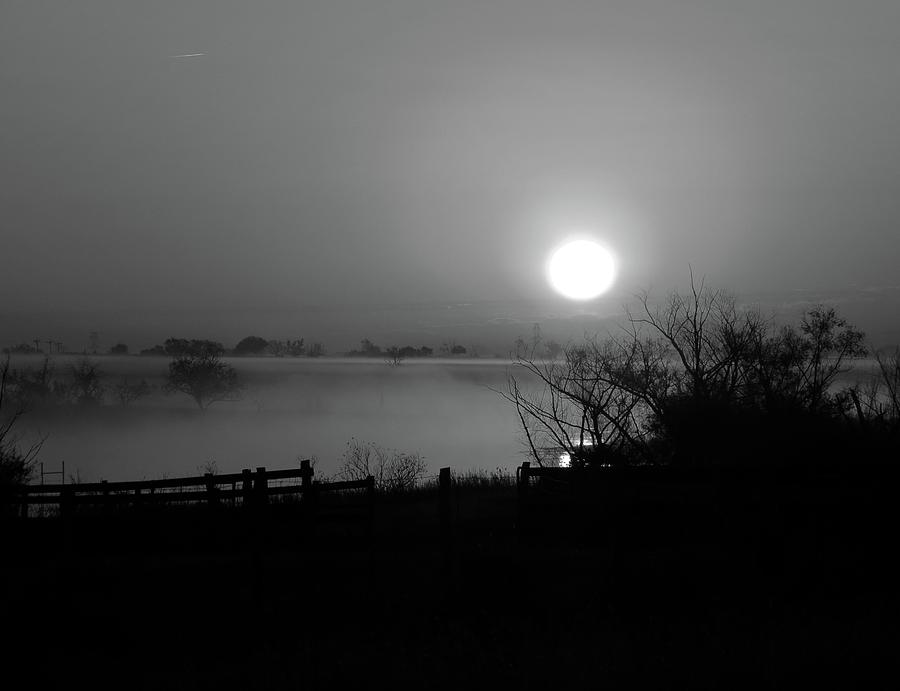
[546,239,617,300]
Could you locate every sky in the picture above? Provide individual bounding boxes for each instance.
[2,0,899,351]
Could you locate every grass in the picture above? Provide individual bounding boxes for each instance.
[3,466,899,688]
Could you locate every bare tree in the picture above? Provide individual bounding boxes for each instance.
[66,358,105,405]
[874,348,900,424]
[746,306,866,414]
[627,273,765,405]
[844,348,900,433]
[306,342,326,358]
[7,356,55,407]
[338,438,426,491]
[1,356,43,503]
[114,378,152,407]
[500,340,653,468]
[499,274,870,470]
[163,341,243,410]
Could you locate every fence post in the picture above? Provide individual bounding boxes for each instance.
[439,467,453,580]
[366,475,375,538]
[439,467,451,537]
[308,480,320,526]
[60,485,74,551]
[300,459,313,500]
[517,462,530,532]
[254,467,268,507]
[60,485,73,520]
[205,473,219,508]
[241,469,253,508]
[19,491,28,519]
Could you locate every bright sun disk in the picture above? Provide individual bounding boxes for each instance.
[546,240,616,300]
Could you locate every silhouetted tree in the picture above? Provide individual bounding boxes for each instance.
[441,340,468,356]
[164,340,241,410]
[398,345,433,358]
[844,347,900,435]
[139,345,167,357]
[745,306,866,414]
[283,339,305,356]
[64,358,105,405]
[874,348,900,425]
[501,338,651,468]
[503,275,870,469]
[1,356,42,508]
[109,343,129,355]
[234,336,270,356]
[306,342,326,358]
[264,338,306,357]
[6,357,55,407]
[164,338,224,358]
[358,339,382,357]
[114,378,152,407]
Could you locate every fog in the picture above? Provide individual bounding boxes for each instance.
[10,350,883,484]
[11,355,527,482]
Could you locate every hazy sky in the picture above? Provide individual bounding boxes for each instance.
[3,1,899,347]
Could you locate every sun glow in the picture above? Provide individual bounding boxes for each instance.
[546,239,616,300]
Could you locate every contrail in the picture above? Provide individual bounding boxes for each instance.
[170,53,206,58]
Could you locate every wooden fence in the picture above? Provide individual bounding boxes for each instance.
[14,460,375,519]
[13,460,567,539]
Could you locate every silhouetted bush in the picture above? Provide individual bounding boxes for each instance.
[306,342,326,358]
[114,378,152,406]
[266,338,306,357]
[5,357,55,407]
[233,336,270,356]
[338,438,427,491]
[62,358,105,406]
[504,276,884,470]
[0,356,41,511]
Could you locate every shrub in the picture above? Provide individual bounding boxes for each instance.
[1,357,41,510]
[337,439,427,492]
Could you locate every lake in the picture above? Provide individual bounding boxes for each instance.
[8,353,883,484]
[10,355,526,483]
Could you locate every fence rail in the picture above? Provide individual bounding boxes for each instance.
[14,460,376,518]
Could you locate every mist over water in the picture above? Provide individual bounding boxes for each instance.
[10,353,884,483]
[12,355,526,482]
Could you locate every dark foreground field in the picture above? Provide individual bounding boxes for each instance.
[4,470,899,690]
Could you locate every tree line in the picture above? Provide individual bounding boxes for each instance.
[0,338,244,413]
[139,336,326,358]
[4,334,481,361]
